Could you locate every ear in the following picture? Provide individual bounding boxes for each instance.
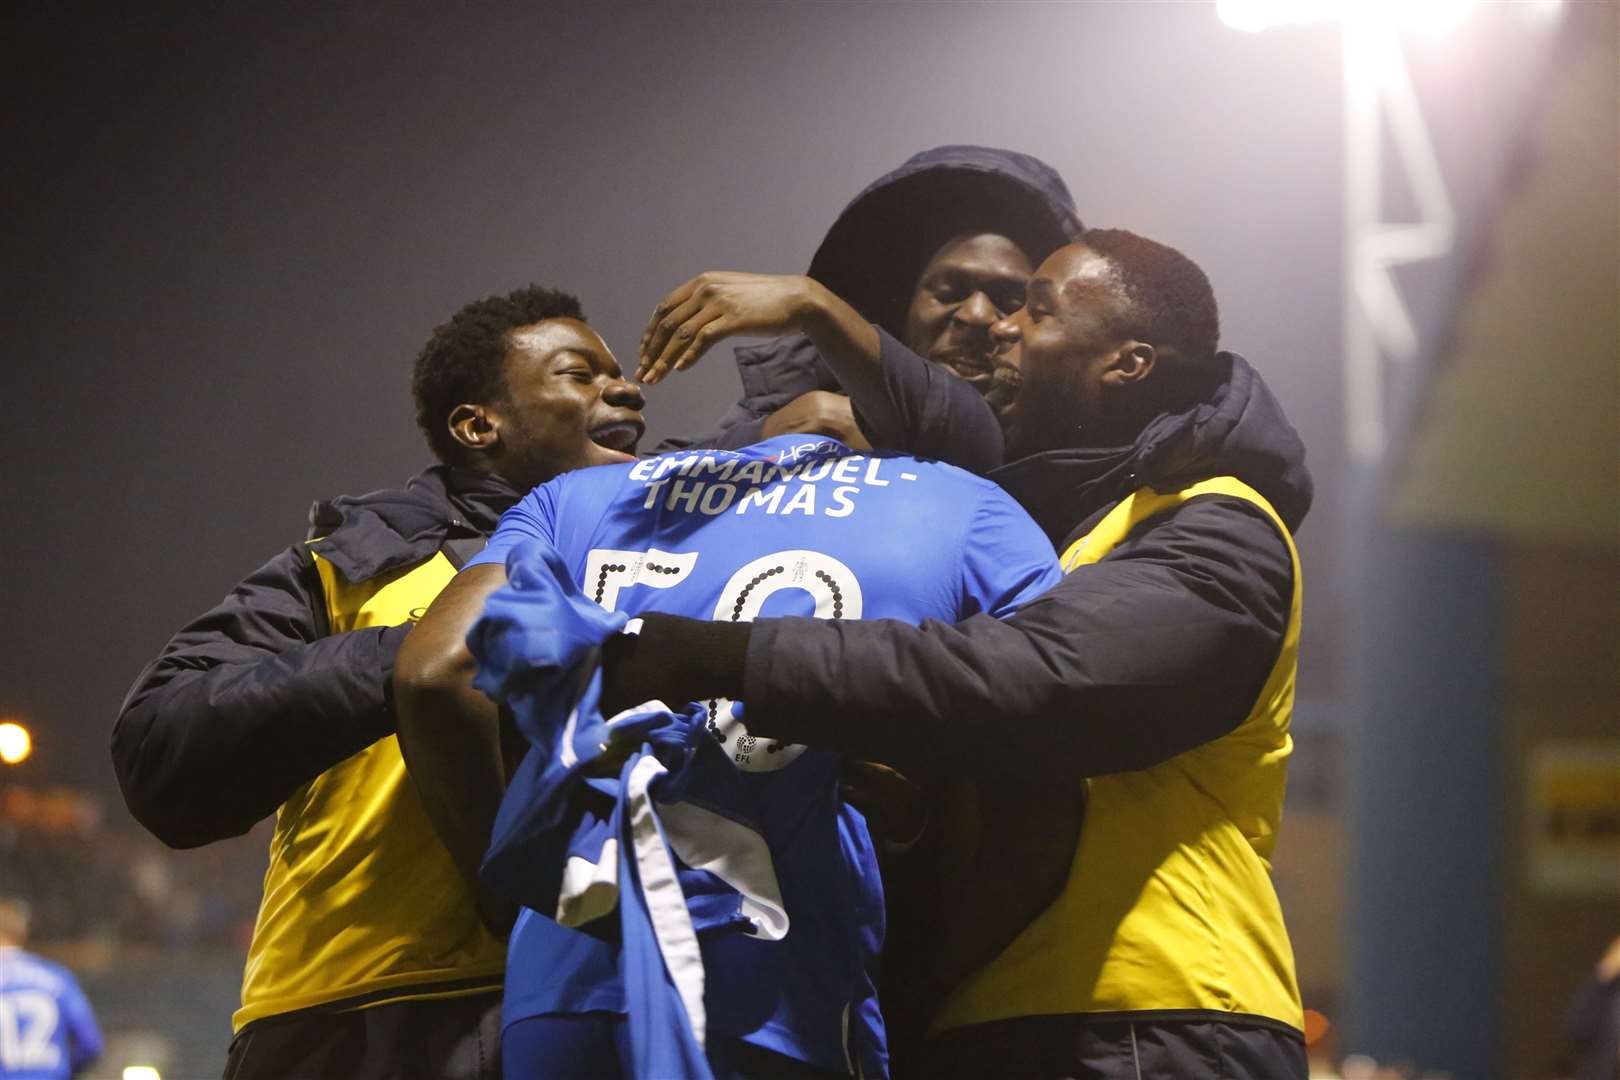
[1100,342,1155,388]
[448,403,499,456]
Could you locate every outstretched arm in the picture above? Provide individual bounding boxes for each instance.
[601,499,1294,780]
[394,563,514,933]
[638,272,882,400]
[751,498,1293,777]
[637,272,1001,470]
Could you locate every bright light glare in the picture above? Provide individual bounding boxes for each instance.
[1217,0,1333,33]
[0,723,31,765]
[1523,0,1565,23]
[123,1069,162,1080]
[1217,0,1480,33]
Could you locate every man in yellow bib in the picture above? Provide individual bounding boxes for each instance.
[603,229,1312,1078]
[112,284,646,1080]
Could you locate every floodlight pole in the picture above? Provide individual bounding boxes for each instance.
[1341,17,1456,462]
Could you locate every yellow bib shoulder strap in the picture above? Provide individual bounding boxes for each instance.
[1060,476,1292,573]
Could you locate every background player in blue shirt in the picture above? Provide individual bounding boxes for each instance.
[397,434,1060,1078]
[0,899,102,1080]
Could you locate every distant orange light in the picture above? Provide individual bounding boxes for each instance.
[1302,1008,1332,1045]
[0,722,32,765]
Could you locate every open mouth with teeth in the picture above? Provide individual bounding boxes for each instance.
[934,351,996,384]
[589,420,644,456]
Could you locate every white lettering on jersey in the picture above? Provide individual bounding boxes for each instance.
[634,451,907,520]
[735,486,786,515]
[583,548,700,612]
[0,989,62,1071]
[705,551,862,772]
[585,546,863,774]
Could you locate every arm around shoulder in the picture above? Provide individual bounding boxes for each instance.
[791,280,1006,470]
[744,496,1294,779]
[851,330,1005,471]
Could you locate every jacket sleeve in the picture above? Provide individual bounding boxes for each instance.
[112,545,411,848]
[848,329,1005,473]
[742,496,1294,780]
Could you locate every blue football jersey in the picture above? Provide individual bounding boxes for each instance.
[0,948,102,1080]
[466,435,1060,1073]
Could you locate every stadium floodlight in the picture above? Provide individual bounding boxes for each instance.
[1219,2,1444,460]
[123,1068,163,1080]
[1219,0,1564,460]
[0,722,30,765]
[1339,13,1457,460]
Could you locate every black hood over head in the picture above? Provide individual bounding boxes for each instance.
[654,146,1082,456]
[808,145,1084,338]
[993,352,1313,546]
[305,465,523,584]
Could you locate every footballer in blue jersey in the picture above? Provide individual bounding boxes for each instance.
[404,435,1060,1078]
[0,900,102,1080]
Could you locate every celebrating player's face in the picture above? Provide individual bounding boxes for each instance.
[495,318,646,489]
[903,232,1033,395]
[992,243,1138,456]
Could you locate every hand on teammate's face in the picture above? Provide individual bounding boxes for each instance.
[638,272,821,384]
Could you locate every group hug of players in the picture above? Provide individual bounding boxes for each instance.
[111,146,1314,1080]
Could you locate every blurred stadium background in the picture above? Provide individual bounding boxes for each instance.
[3,2,1614,1077]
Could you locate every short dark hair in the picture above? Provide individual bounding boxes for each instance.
[1082,229,1221,416]
[412,284,585,465]
[1083,228,1219,365]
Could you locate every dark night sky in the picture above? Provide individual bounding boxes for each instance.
[1,4,1560,793]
